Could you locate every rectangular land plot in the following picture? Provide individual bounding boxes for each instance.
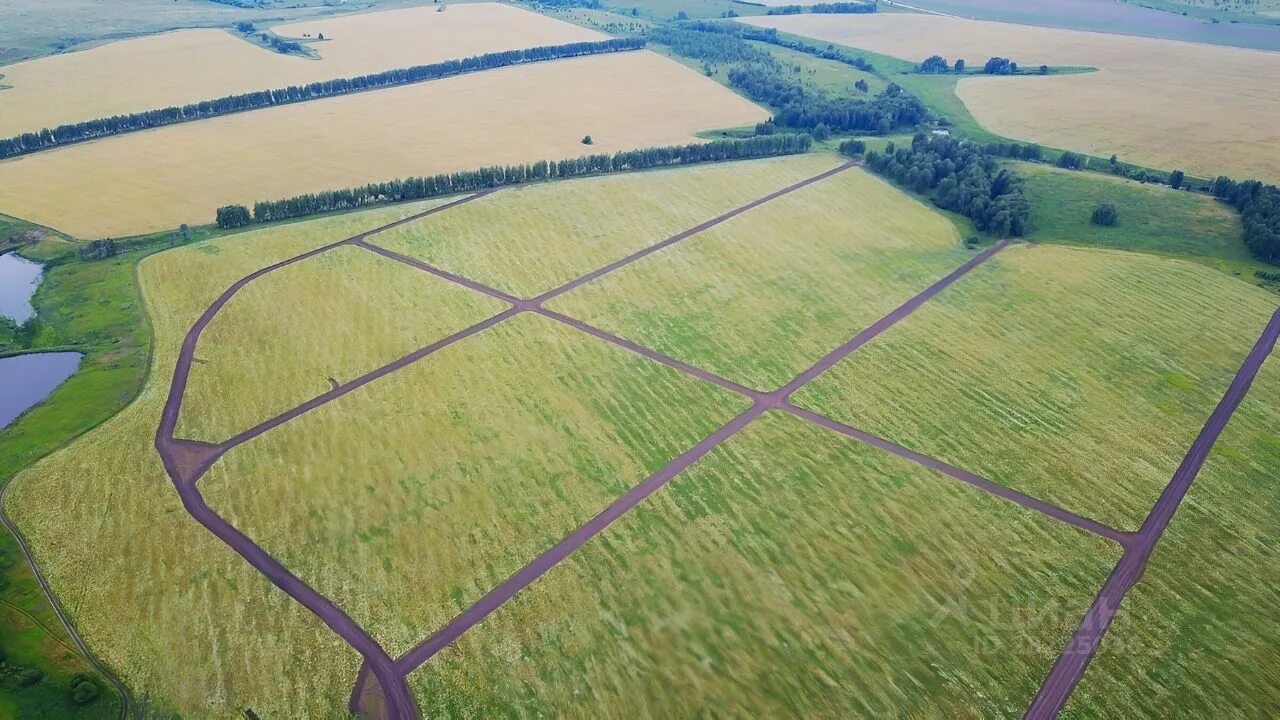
[0,50,767,239]
[199,312,751,656]
[175,244,508,442]
[407,411,1119,717]
[547,166,969,391]
[792,244,1278,530]
[1066,354,1280,717]
[0,3,604,136]
[747,14,1280,181]
[372,154,843,298]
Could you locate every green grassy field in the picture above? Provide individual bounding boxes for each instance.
[548,166,969,390]
[4,198,471,718]
[793,244,1278,531]
[1066,355,1280,718]
[202,313,749,656]
[373,155,841,298]
[176,242,506,442]
[1018,163,1266,277]
[408,410,1118,716]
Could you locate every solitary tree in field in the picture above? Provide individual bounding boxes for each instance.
[1109,153,1118,166]
[954,58,965,73]
[676,10,688,19]
[582,135,593,145]
[1170,169,1185,190]
[1091,202,1119,226]
[854,78,869,92]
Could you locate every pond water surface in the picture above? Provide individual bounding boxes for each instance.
[0,352,82,430]
[0,252,43,324]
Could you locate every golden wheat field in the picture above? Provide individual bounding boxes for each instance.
[0,3,604,136]
[0,50,768,239]
[748,14,1280,181]
[3,199,464,718]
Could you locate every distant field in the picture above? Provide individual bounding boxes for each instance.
[746,14,1280,181]
[793,244,1278,530]
[882,0,1280,48]
[1067,355,1280,718]
[176,242,506,442]
[409,411,1119,716]
[1018,163,1255,272]
[548,167,968,390]
[4,199,470,717]
[201,313,748,656]
[0,50,768,239]
[0,0,394,65]
[0,3,604,136]
[374,154,841,298]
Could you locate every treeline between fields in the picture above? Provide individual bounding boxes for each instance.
[0,38,644,160]
[217,134,813,226]
[766,2,878,16]
[1212,177,1280,264]
[650,22,928,135]
[851,133,1032,237]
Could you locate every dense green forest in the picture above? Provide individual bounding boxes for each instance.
[234,134,813,225]
[0,38,644,159]
[860,134,1033,237]
[1212,176,1280,263]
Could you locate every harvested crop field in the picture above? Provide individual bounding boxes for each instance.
[1066,355,1280,718]
[547,166,969,390]
[0,3,604,136]
[408,411,1119,717]
[747,14,1280,181]
[0,50,768,239]
[3,198,472,717]
[792,244,1278,530]
[200,312,749,657]
[175,243,507,442]
[373,154,843,298]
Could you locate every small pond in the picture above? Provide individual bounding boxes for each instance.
[0,352,83,430]
[0,252,43,324]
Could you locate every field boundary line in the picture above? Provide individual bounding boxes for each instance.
[1025,306,1280,719]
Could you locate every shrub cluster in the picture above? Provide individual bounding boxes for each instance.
[225,135,813,226]
[0,39,644,159]
[860,133,1032,237]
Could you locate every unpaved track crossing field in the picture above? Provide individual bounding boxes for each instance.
[748,13,1280,181]
[0,50,767,239]
[0,3,605,136]
[6,154,1277,718]
[793,245,1279,531]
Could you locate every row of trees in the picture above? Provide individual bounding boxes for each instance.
[220,135,813,227]
[767,2,878,15]
[728,64,929,134]
[0,38,644,160]
[676,21,876,72]
[860,134,1032,237]
[919,55,1039,74]
[647,26,773,64]
[1211,176,1280,264]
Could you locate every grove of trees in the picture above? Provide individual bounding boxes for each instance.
[1212,175,1280,264]
[0,38,644,159]
[230,135,813,226]
[919,55,949,73]
[859,133,1032,237]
